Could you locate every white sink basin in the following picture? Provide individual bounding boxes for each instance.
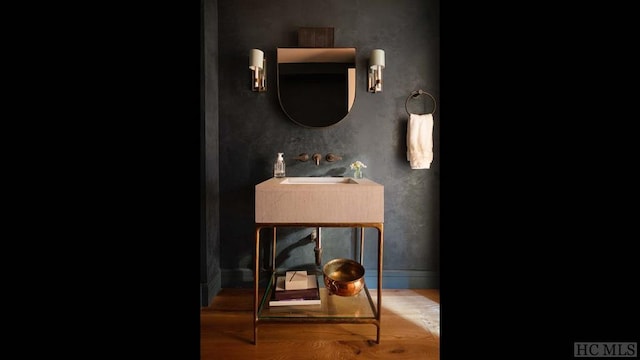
[279,177,358,184]
[255,177,384,223]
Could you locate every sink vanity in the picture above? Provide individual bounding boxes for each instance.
[253,177,384,344]
[256,177,383,223]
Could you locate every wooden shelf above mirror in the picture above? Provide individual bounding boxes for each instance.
[298,27,334,48]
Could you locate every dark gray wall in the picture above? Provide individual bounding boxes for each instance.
[215,0,439,288]
[201,0,221,307]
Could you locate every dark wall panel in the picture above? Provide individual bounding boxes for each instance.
[201,0,221,306]
[216,0,439,287]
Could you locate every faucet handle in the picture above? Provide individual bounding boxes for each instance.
[325,153,342,162]
[294,153,310,162]
[312,153,322,165]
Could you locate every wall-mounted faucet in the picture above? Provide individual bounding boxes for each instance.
[297,152,340,165]
[312,153,322,166]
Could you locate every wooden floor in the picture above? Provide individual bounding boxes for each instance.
[201,288,440,360]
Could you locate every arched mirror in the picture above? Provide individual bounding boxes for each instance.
[277,48,356,128]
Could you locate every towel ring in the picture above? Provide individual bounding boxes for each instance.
[405,90,436,115]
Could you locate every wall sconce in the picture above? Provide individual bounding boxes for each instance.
[368,49,385,93]
[249,49,266,92]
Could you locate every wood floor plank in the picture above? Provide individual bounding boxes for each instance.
[201,288,440,360]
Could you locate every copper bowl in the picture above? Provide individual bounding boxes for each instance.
[323,258,365,296]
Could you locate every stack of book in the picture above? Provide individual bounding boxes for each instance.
[269,271,321,307]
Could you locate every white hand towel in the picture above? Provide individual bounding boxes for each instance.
[406,113,434,169]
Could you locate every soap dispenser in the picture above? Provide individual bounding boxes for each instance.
[273,153,286,178]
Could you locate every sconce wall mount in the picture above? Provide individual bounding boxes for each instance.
[368,49,385,93]
[249,49,267,92]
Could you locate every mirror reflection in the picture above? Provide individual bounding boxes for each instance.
[277,48,356,128]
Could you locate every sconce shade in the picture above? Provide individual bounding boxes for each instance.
[368,49,385,93]
[250,48,266,92]
[249,49,264,70]
[370,49,385,68]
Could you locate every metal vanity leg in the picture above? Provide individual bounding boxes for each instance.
[272,227,277,272]
[377,223,384,344]
[360,227,365,265]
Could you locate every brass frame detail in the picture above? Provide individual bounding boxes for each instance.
[253,222,384,345]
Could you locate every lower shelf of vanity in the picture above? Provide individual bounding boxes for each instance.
[258,271,378,322]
